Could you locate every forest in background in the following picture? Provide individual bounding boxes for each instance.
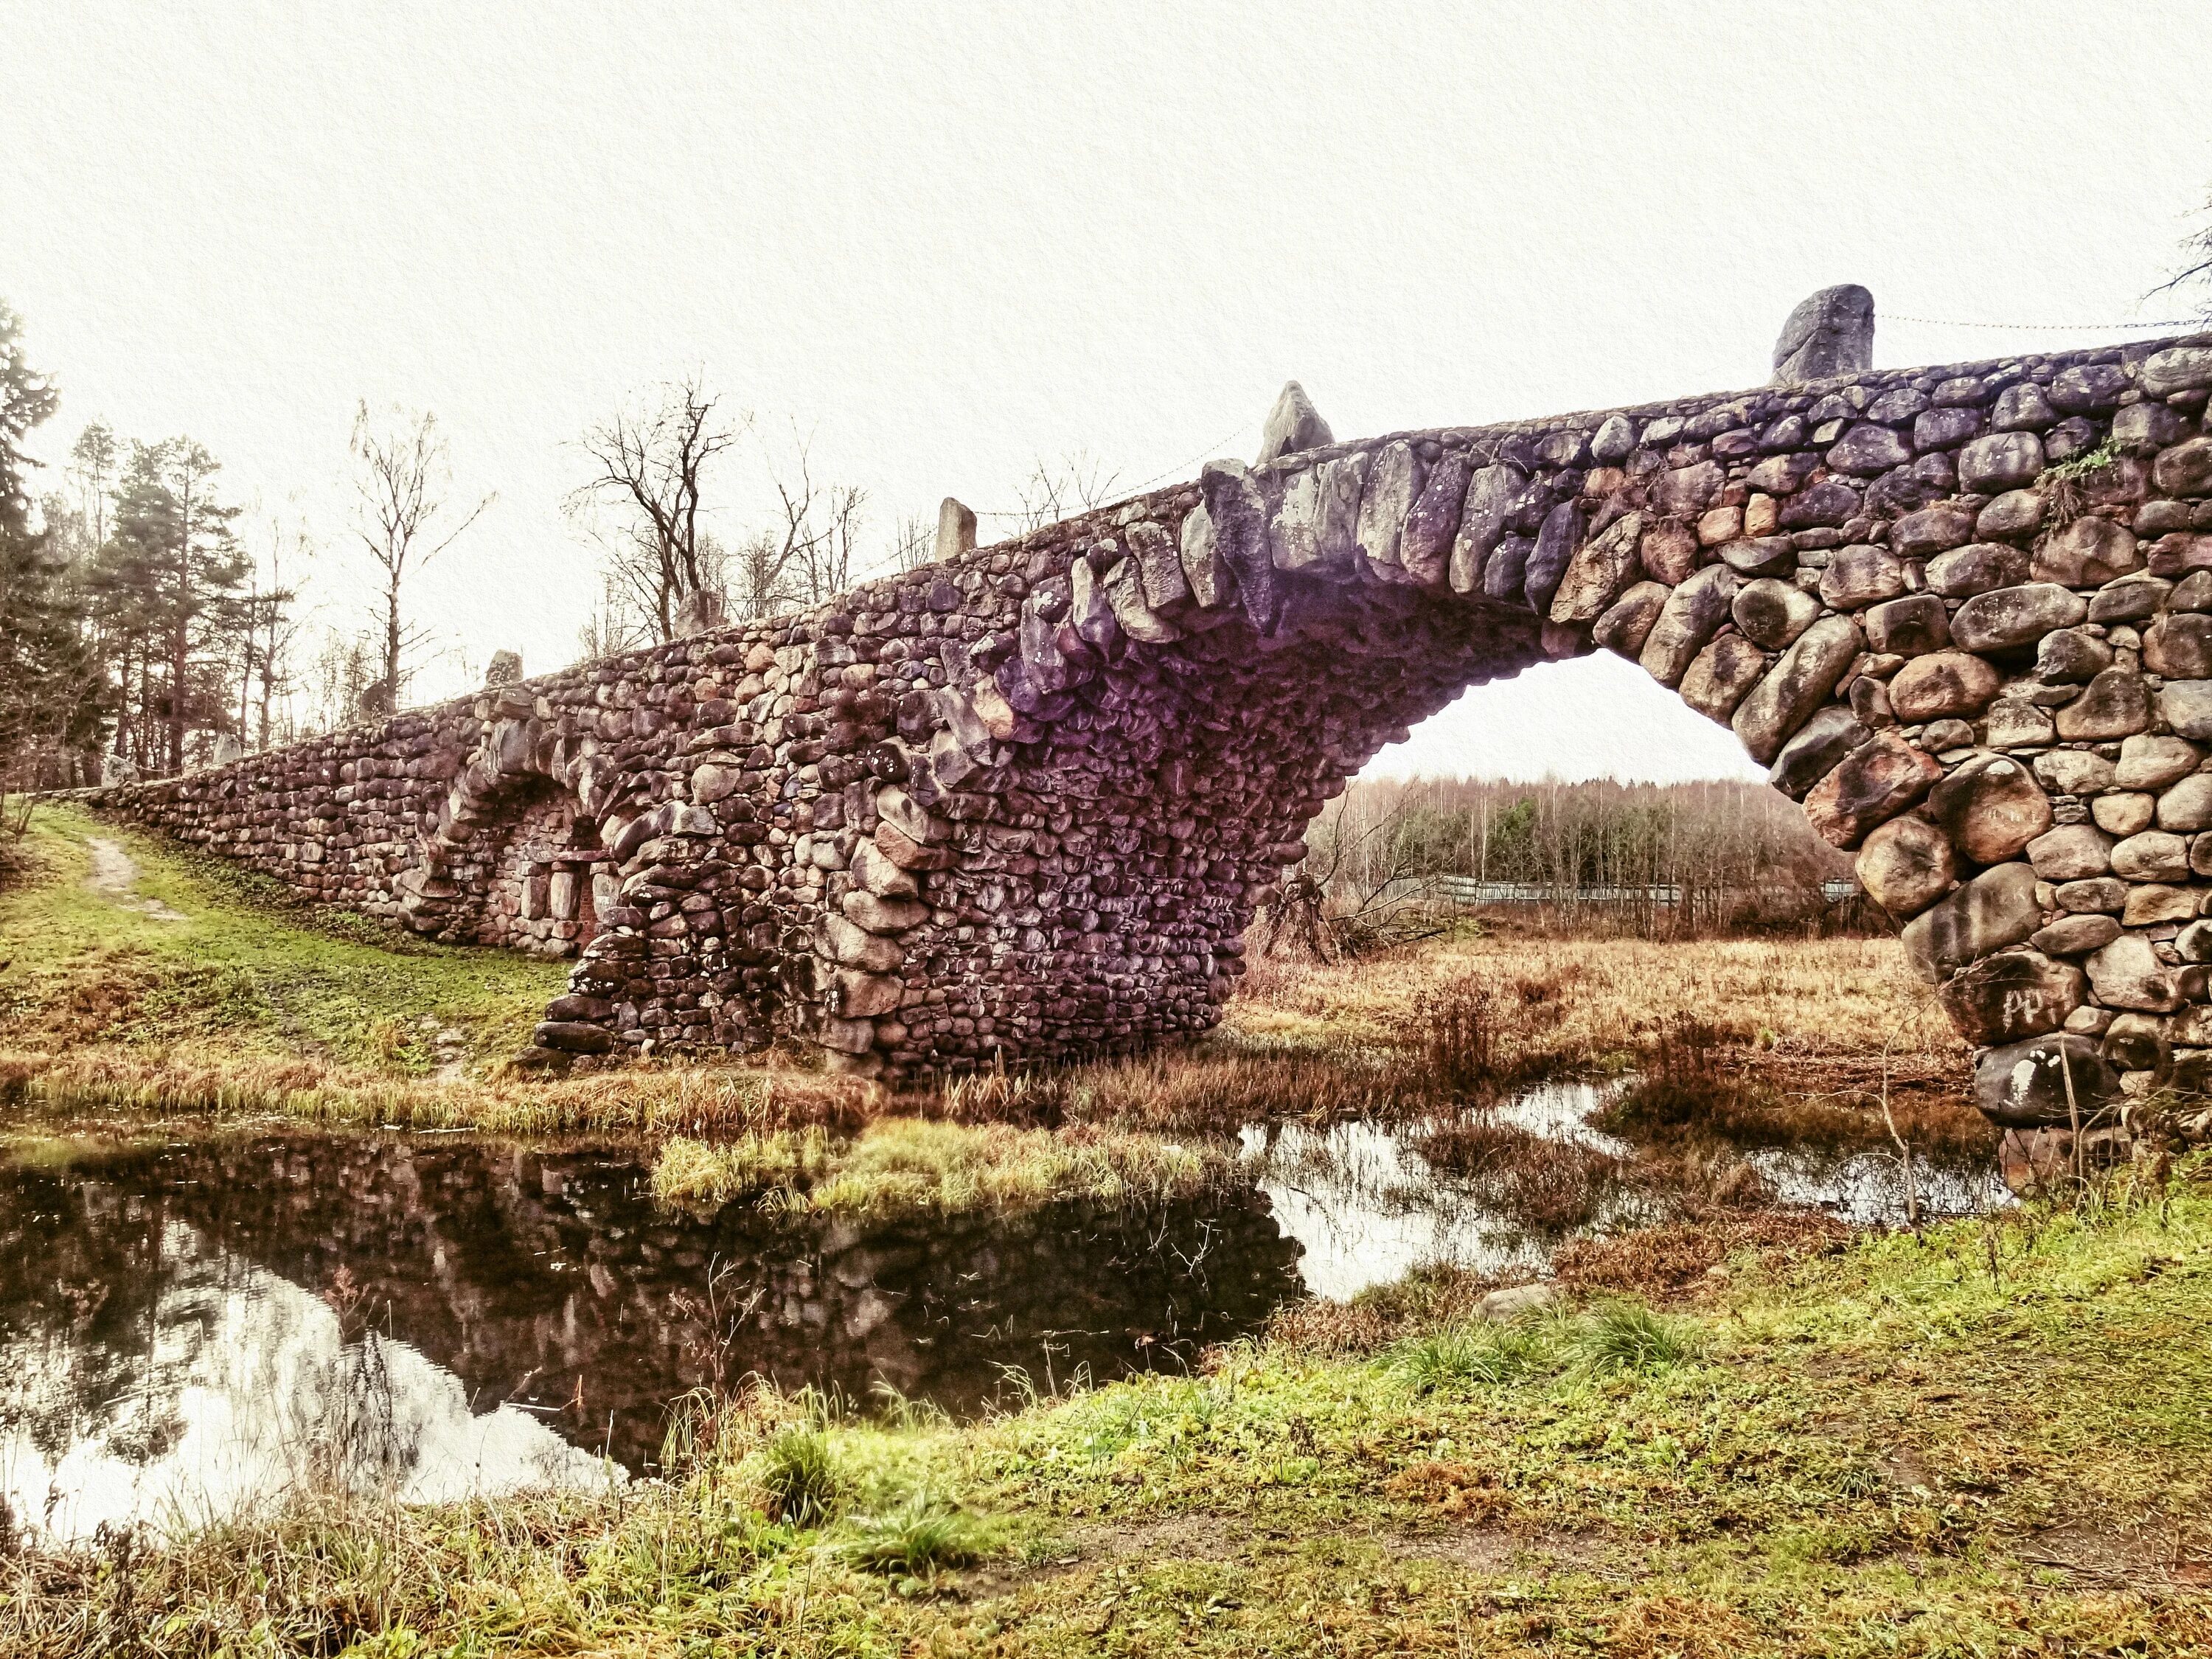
[1287,776,1865,946]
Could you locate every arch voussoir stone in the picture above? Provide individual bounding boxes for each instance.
[83,327,2212,1141]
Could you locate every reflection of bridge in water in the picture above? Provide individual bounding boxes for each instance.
[0,1133,1304,1495]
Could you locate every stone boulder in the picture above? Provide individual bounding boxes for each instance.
[2036,628,2112,684]
[2032,517,2140,586]
[2157,773,2212,832]
[2084,933,2185,1012]
[1888,651,2000,723]
[2145,613,2212,681]
[1593,581,1670,658]
[2116,734,2203,790]
[2025,824,2115,881]
[1638,564,1737,686]
[1958,431,2045,494]
[1731,578,1820,650]
[1731,615,1860,764]
[1951,583,2088,653]
[1818,546,1905,609]
[2089,574,2169,622]
[1974,1034,2122,1127]
[1854,813,1955,917]
[1770,284,1874,383]
[1927,754,2053,865]
[1549,510,1645,624]
[2053,668,2152,741]
[1864,594,1948,657]
[2152,437,2212,497]
[2111,830,2189,882]
[1938,950,2083,1045]
[1927,543,2029,598]
[2031,913,2122,956]
[1255,381,1333,463]
[2034,749,2115,796]
[1769,706,1869,799]
[1805,731,1943,847]
[2159,681,2212,742]
[1679,633,1767,724]
[1901,861,2040,981]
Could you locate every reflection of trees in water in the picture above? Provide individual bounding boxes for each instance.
[0,1189,437,1514]
[0,1135,1307,1472]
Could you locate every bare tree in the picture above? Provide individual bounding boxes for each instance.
[886,512,936,574]
[239,513,310,750]
[1017,448,1122,532]
[568,375,746,644]
[349,403,493,703]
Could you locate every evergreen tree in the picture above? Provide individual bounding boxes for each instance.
[97,439,247,773]
[0,301,102,801]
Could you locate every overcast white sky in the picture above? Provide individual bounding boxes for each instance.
[8,3,2209,783]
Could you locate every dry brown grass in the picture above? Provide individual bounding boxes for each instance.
[0,1043,872,1138]
[1552,1211,1854,1302]
[1234,928,1973,1133]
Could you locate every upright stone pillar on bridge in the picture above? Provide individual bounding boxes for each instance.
[935,498,978,563]
[80,302,2212,1159]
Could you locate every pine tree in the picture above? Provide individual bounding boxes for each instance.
[98,439,247,774]
[0,300,102,802]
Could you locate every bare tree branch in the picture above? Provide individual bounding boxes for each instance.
[567,375,747,643]
[349,402,494,703]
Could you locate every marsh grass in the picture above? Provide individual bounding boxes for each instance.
[758,1424,844,1526]
[1394,1318,1554,1392]
[1414,1112,1626,1231]
[649,1118,1234,1220]
[1601,1012,1994,1162]
[835,1494,1002,1582]
[1571,1298,1703,1374]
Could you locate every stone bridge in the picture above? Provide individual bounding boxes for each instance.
[86,297,2212,1130]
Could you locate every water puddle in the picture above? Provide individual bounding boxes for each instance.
[0,1085,2002,1537]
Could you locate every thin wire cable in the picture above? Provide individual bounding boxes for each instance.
[971,420,1258,518]
[1885,312,2203,333]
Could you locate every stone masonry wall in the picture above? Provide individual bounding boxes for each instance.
[86,330,2212,1137]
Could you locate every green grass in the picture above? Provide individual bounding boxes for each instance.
[7,1160,2211,1655]
[650,1118,1237,1220]
[0,802,566,1075]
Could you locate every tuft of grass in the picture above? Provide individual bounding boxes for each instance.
[1394,1318,1554,1392]
[1416,1112,1626,1231]
[835,1495,1002,1582]
[1571,1297,1703,1375]
[756,1424,844,1526]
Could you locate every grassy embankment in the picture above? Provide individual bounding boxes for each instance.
[6,1161,2207,1655]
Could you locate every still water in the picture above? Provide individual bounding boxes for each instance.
[1,1093,2004,1540]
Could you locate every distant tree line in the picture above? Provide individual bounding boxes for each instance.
[1298,776,1863,943]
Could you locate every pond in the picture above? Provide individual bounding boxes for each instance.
[0,1090,2005,1540]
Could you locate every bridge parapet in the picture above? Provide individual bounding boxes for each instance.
[85,323,2212,1138]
